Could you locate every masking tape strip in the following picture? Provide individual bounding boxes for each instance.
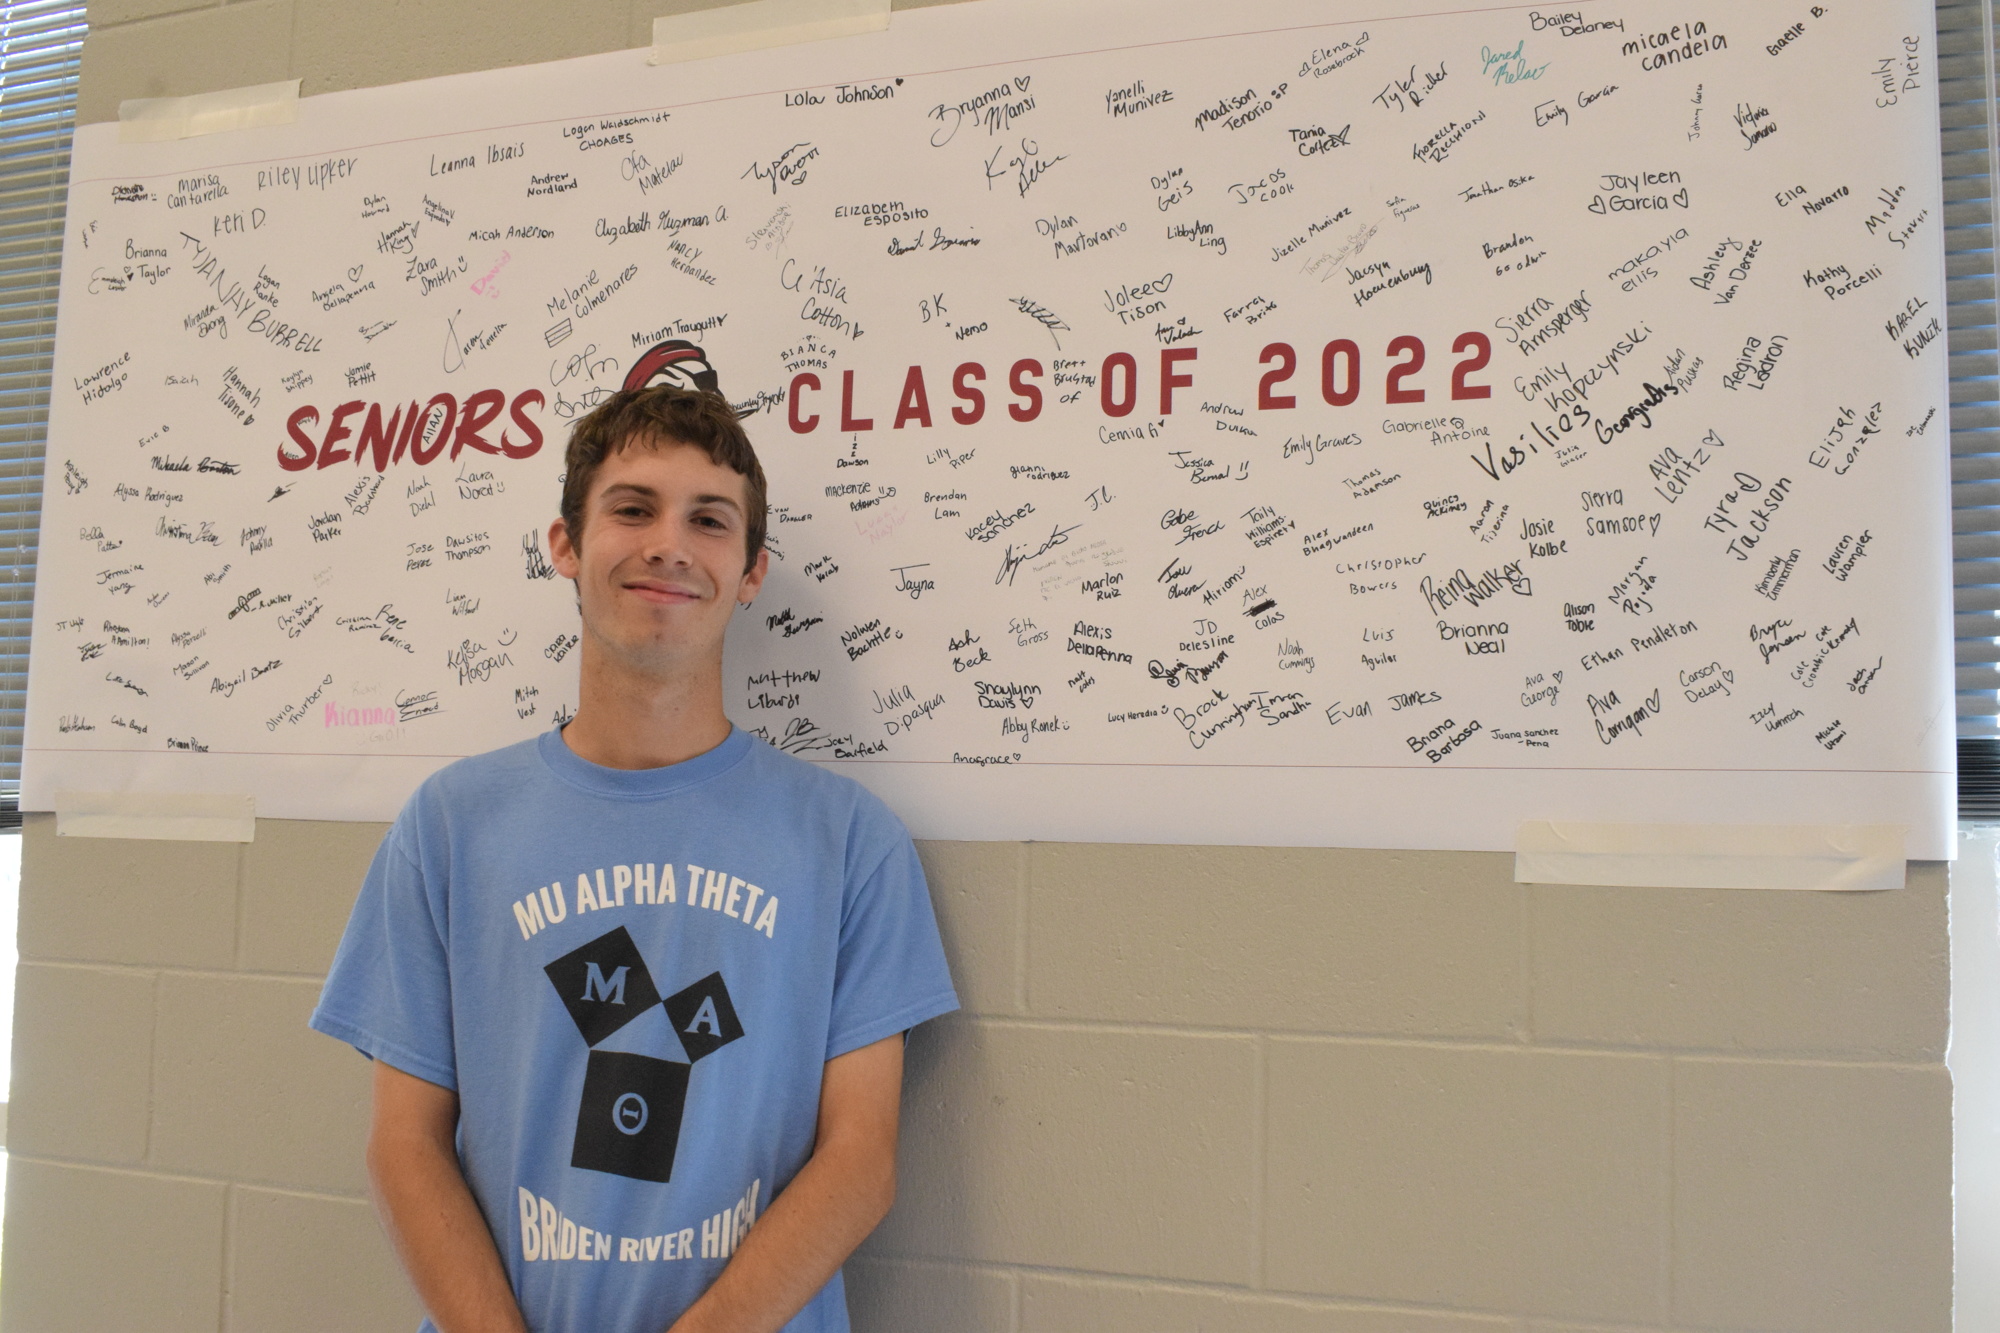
[649,0,892,66]
[118,79,301,144]
[1514,820,1906,890]
[56,790,256,842]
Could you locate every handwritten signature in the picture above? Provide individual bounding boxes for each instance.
[995,522,1082,586]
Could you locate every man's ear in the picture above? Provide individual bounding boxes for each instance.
[737,545,770,604]
[550,517,580,579]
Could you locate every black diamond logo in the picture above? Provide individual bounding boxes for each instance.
[544,926,662,1046]
[663,971,745,1062]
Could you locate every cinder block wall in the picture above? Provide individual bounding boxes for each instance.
[4,2,1955,1330]
[5,811,1953,1332]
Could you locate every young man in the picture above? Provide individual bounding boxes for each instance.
[310,385,958,1333]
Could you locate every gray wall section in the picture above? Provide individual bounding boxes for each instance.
[8,2,1954,1329]
[3,817,1952,1333]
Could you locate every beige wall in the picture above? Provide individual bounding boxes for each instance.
[3,816,1952,1332]
[5,2,1955,1330]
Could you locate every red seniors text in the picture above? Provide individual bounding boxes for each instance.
[279,389,547,471]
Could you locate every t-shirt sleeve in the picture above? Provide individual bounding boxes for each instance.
[308,813,459,1091]
[826,819,959,1060]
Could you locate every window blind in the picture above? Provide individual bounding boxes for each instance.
[0,0,82,827]
[1947,0,2000,816]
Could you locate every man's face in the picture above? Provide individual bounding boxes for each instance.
[548,438,767,678]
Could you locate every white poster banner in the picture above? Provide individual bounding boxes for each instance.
[23,0,1955,853]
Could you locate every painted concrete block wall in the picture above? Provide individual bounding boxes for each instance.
[5,816,416,1332]
[3,814,1952,1333]
[851,845,1950,1332]
[4,2,1955,1329]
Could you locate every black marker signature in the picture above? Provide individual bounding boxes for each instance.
[995,522,1081,586]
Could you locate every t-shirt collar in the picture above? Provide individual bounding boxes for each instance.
[536,723,751,798]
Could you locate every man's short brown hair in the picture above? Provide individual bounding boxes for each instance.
[560,386,767,571]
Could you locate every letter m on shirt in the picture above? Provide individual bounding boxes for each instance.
[545,927,661,1045]
[583,962,630,1005]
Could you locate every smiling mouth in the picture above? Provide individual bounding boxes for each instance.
[623,582,702,604]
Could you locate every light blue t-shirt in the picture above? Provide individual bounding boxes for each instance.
[310,726,958,1333]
